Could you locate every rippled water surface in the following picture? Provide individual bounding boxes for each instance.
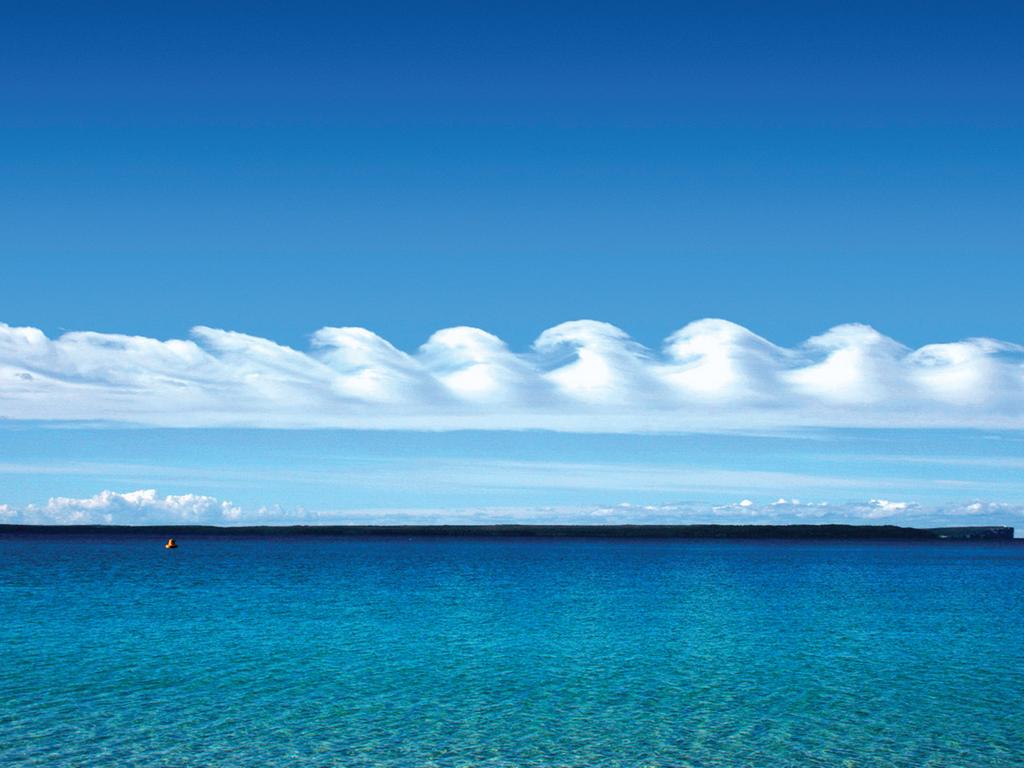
[2,533,1022,766]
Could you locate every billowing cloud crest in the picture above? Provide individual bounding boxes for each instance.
[1,489,1021,528]
[2,319,1022,430]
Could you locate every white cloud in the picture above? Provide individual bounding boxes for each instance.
[1,319,1023,430]
[7,489,242,525]
[606,498,1024,528]
[2,489,1022,529]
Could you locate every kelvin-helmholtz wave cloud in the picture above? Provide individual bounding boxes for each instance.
[2,319,1023,431]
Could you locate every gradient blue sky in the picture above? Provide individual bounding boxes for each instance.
[2,2,1023,526]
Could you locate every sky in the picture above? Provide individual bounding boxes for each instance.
[2,2,1023,528]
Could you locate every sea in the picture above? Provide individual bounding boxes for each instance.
[1,531,1022,767]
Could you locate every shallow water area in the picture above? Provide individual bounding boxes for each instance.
[2,533,1022,766]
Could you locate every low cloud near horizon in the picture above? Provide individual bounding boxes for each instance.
[2,319,1023,431]
[2,489,1022,530]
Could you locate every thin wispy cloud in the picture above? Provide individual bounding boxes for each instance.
[838,454,1024,470]
[2,319,1022,431]
[0,457,910,493]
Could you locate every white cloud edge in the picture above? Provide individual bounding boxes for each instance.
[2,489,1021,530]
[2,318,1023,431]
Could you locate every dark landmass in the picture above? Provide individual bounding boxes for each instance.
[0,523,1015,540]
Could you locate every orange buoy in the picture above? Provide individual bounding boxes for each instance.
[165,538,178,549]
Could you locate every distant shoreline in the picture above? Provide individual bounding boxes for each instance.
[0,523,1015,541]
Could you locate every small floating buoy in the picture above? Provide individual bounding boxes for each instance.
[165,538,178,549]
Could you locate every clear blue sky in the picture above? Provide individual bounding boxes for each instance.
[2,2,1023,527]
[3,426,1024,527]
[3,1,1022,350]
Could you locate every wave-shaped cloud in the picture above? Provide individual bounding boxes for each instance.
[2,319,1022,430]
[2,489,1021,528]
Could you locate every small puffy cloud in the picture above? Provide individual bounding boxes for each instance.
[6,489,243,525]
[1,490,1022,529]
[1,319,1022,430]
[611,499,1024,528]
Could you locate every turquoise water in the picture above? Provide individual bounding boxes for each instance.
[2,533,1022,767]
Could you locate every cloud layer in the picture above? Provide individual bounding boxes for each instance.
[2,489,1021,529]
[0,489,243,526]
[2,319,1023,430]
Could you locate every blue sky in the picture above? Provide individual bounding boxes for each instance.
[3,426,1024,510]
[2,3,1023,527]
